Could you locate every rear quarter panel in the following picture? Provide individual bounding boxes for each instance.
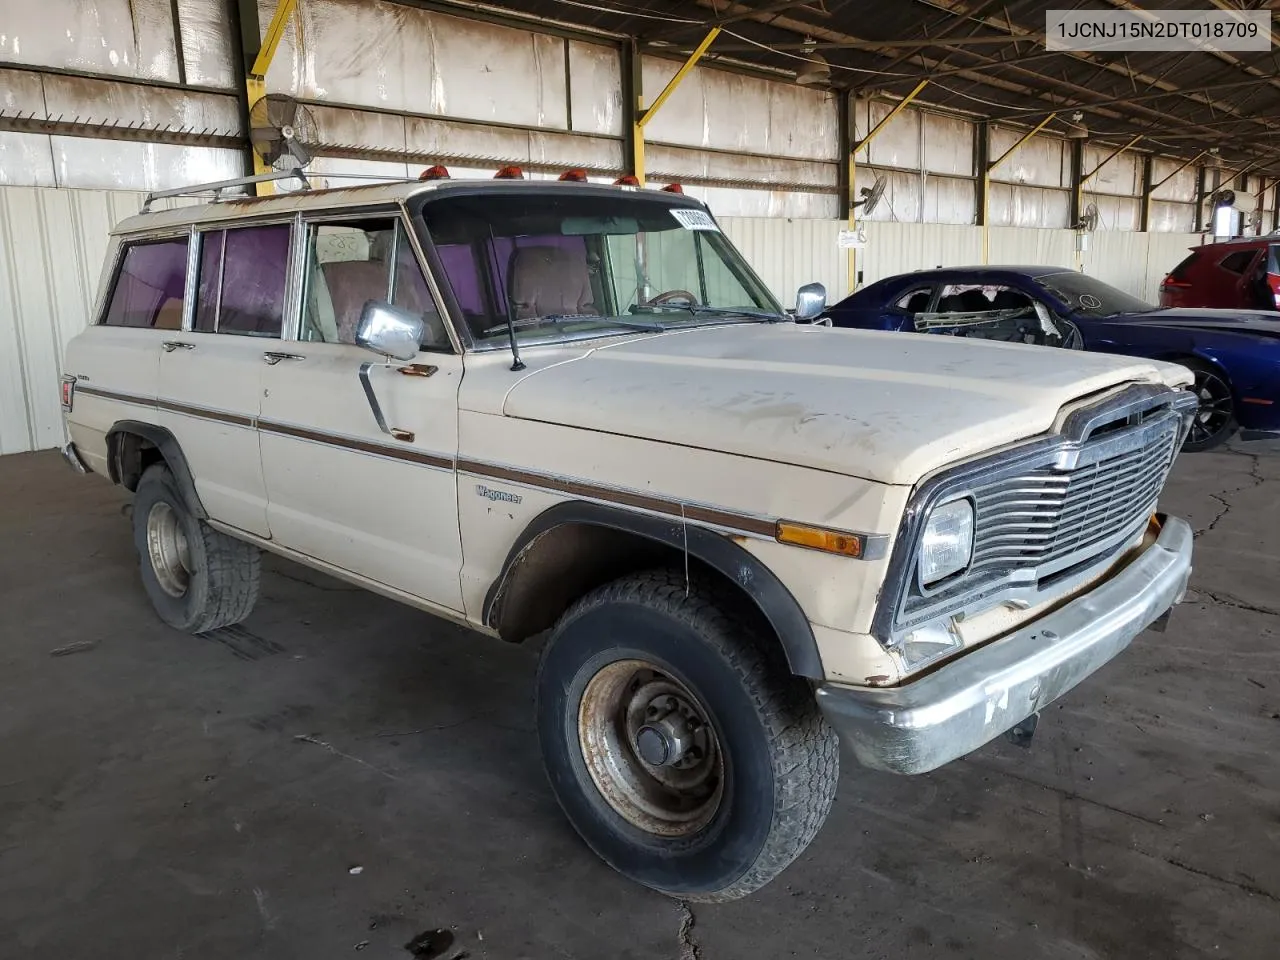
[1081,321,1280,430]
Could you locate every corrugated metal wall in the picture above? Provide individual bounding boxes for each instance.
[725,218,1202,305]
[0,186,191,454]
[0,183,1213,455]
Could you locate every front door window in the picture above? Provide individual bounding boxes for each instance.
[301,218,450,350]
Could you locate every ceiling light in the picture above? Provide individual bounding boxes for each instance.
[795,49,830,86]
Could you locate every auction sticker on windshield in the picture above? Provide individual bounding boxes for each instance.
[670,209,719,231]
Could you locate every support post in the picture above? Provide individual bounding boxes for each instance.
[848,79,928,292]
[836,88,852,223]
[975,120,989,232]
[1194,165,1207,233]
[621,40,643,182]
[630,27,720,186]
[1069,138,1084,270]
[983,113,1056,264]
[242,0,298,196]
[1273,175,1280,234]
[1139,153,1153,232]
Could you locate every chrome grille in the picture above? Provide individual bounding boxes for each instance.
[969,419,1179,576]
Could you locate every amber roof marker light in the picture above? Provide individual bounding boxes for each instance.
[493,165,525,179]
[418,165,451,181]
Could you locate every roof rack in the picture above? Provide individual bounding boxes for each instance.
[140,168,310,213]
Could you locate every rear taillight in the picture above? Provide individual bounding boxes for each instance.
[60,375,75,412]
[1160,276,1192,290]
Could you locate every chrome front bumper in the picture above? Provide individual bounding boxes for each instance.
[816,515,1193,775]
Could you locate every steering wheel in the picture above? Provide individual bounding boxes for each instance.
[647,289,699,306]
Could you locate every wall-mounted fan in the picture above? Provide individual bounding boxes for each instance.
[1075,201,1099,232]
[249,94,316,169]
[853,175,887,216]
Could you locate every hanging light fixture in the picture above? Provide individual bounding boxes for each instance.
[794,38,830,86]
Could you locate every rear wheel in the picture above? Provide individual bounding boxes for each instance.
[132,464,261,633]
[1182,359,1237,452]
[536,569,838,902]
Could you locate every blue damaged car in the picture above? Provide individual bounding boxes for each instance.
[823,265,1280,451]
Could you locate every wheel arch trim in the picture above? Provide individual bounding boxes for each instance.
[106,420,208,518]
[484,501,824,679]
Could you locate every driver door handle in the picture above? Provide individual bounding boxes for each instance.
[162,341,195,352]
[263,351,305,365]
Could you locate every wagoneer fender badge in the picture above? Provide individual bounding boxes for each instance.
[476,484,522,505]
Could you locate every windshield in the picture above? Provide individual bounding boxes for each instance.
[417,191,782,347]
[1036,271,1156,318]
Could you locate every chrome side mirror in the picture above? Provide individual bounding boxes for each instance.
[354,301,424,441]
[794,281,828,321]
[355,300,424,362]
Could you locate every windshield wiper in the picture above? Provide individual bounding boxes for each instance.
[634,304,784,323]
[480,314,665,337]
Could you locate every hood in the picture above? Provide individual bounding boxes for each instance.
[1104,308,1280,338]
[499,324,1185,486]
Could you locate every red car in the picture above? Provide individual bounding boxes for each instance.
[1160,237,1280,311]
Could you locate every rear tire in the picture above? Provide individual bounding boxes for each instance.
[132,463,260,633]
[1182,359,1237,452]
[536,569,838,902]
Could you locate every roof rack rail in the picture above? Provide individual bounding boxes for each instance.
[140,168,310,213]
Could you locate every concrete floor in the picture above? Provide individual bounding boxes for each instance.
[1,443,1277,960]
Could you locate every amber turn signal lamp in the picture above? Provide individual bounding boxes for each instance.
[776,521,865,558]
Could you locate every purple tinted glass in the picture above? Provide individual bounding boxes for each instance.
[434,235,587,326]
[214,225,291,337]
[194,231,224,333]
[103,238,189,329]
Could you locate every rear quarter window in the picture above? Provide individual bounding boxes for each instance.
[1167,252,1198,281]
[1268,245,1279,274]
[1218,250,1257,274]
[101,237,190,329]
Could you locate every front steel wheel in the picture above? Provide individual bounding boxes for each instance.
[536,569,838,902]
[578,660,725,838]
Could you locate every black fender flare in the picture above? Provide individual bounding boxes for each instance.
[484,501,823,679]
[106,420,208,518]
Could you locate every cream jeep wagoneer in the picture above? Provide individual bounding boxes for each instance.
[60,173,1197,901]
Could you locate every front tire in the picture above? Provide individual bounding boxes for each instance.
[1182,359,1237,452]
[536,570,838,902]
[132,463,261,633]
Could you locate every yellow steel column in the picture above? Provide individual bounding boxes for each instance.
[632,27,721,186]
[982,112,1056,264]
[246,0,299,196]
[848,79,928,293]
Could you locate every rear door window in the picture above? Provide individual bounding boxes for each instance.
[193,224,291,337]
[1268,245,1279,275]
[101,237,190,329]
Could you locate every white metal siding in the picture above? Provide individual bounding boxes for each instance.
[0,186,192,455]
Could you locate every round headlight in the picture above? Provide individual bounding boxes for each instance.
[919,498,974,586]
